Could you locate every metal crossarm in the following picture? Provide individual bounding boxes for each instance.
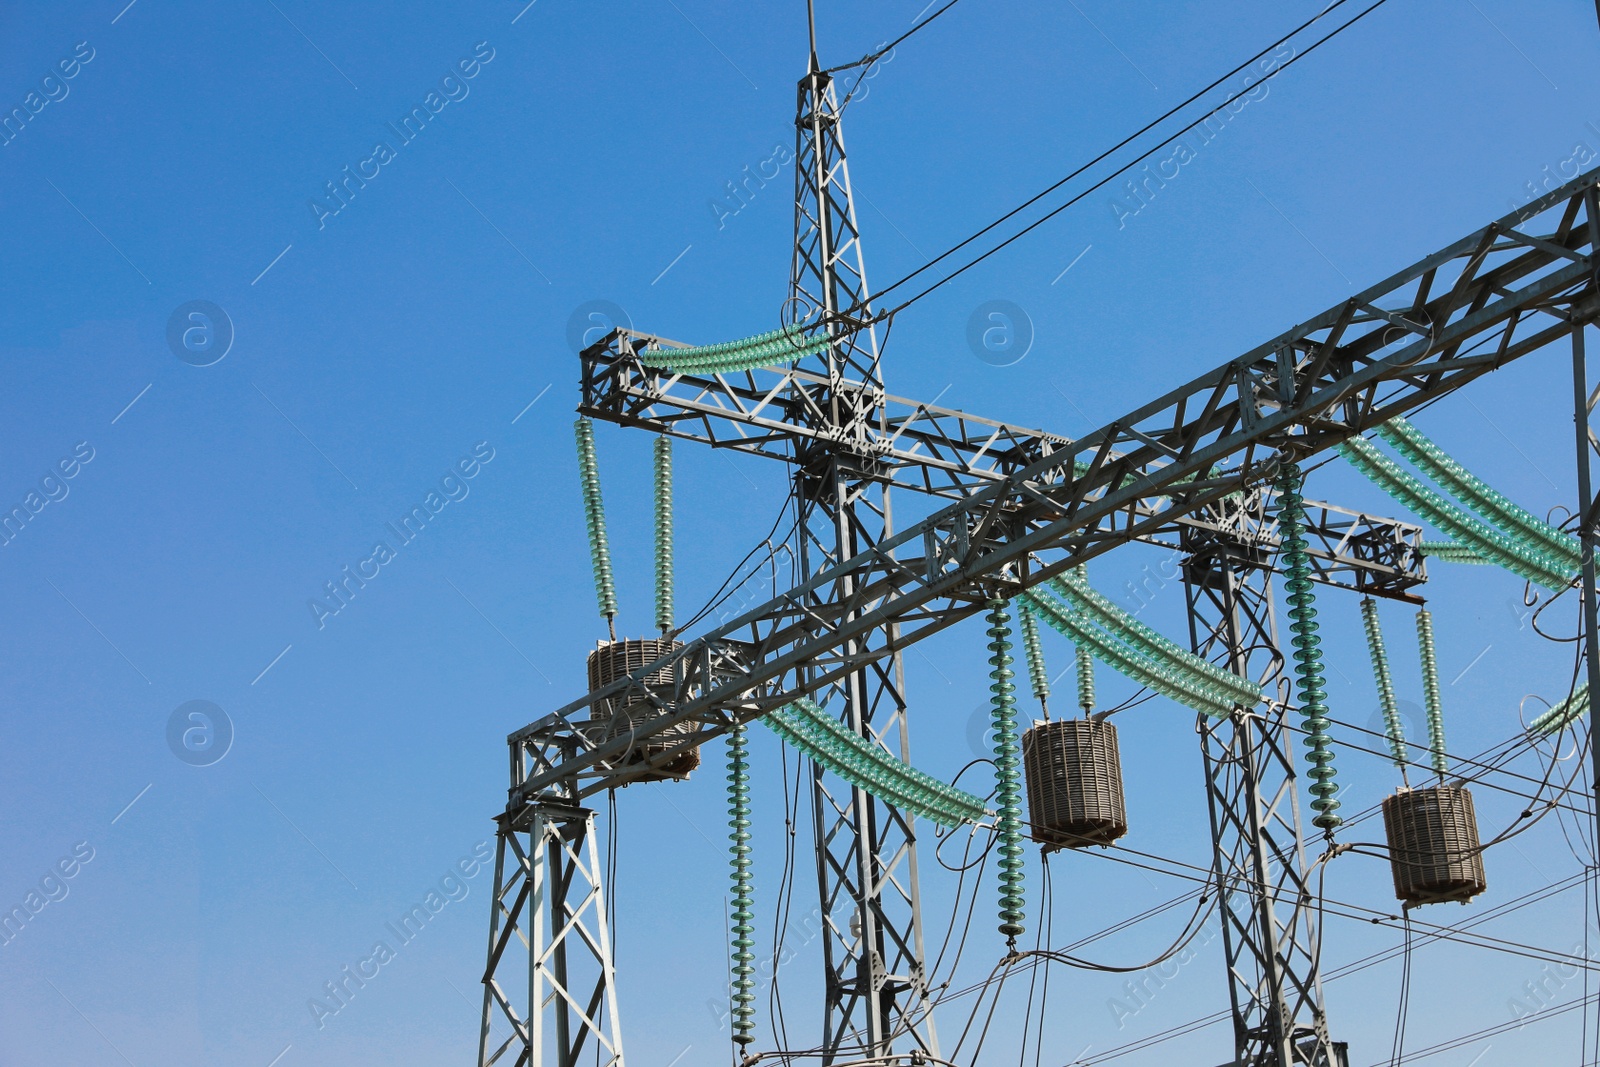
[513,171,1600,805]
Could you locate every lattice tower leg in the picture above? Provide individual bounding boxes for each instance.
[1183,530,1340,1067]
[478,807,625,1067]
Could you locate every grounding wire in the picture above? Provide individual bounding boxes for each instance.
[821,0,966,74]
[607,790,619,955]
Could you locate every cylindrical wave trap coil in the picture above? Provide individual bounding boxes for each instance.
[1381,785,1486,906]
[586,637,698,780]
[1022,718,1127,850]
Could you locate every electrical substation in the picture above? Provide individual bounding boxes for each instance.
[473,7,1600,1067]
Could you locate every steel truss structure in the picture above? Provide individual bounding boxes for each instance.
[479,803,624,1067]
[785,54,937,1056]
[1184,506,1340,1067]
[480,77,1600,1066]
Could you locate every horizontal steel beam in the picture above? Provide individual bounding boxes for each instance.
[516,170,1600,807]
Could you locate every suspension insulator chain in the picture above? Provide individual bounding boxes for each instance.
[1276,462,1342,831]
[653,436,674,635]
[1019,602,1051,715]
[1416,607,1449,779]
[573,418,618,631]
[1075,644,1095,716]
[726,723,756,1045]
[1065,566,1096,715]
[987,599,1026,945]
[1360,597,1408,776]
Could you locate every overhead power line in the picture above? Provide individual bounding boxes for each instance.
[859,0,1396,320]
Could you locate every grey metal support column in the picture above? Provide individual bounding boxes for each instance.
[1183,508,1338,1067]
[1575,188,1600,870]
[790,44,936,1060]
[1571,321,1600,1067]
[1574,322,1600,836]
[479,796,625,1067]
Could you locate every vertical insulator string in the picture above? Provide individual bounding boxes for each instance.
[1075,644,1096,717]
[653,436,674,635]
[574,418,617,634]
[1276,462,1342,830]
[1019,602,1051,716]
[1416,607,1449,780]
[987,599,1026,945]
[726,723,756,1044]
[1360,597,1408,778]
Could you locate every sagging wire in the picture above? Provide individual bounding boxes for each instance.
[675,495,797,637]
[1338,725,1590,869]
[1019,892,1216,973]
[767,740,802,1051]
[1388,912,1413,1067]
[1056,870,1595,1066]
[1032,856,1054,1067]
[853,0,1395,321]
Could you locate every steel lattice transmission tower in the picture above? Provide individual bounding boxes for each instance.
[787,33,939,1058]
[1183,494,1341,1067]
[474,29,1600,1059]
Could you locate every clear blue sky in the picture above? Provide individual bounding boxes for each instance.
[4,0,1600,1064]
